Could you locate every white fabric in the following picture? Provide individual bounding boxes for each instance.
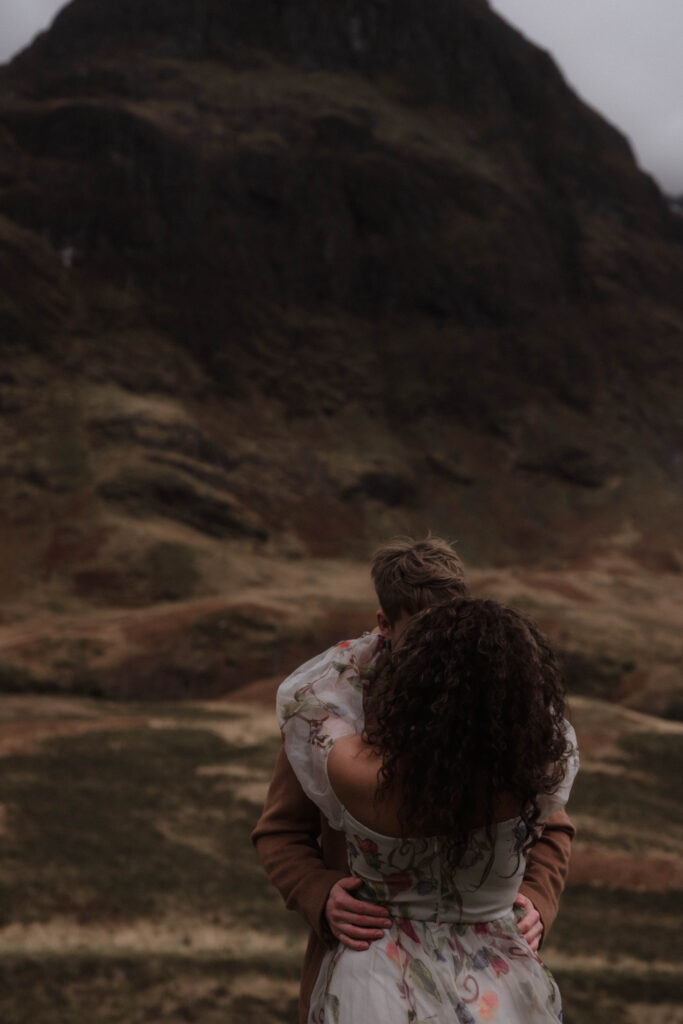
[538,720,580,822]
[276,633,382,829]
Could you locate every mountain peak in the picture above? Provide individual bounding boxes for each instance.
[0,0,681,584]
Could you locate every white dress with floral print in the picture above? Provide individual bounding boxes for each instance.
[277,634,580,1024]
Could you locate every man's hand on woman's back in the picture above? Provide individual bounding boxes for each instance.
[514,892,543,951]
[325,879,543,953]
[325,877,392,951]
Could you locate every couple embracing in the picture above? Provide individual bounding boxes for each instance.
[253,537,579,1023]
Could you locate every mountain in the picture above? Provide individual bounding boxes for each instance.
[0,0,682,706]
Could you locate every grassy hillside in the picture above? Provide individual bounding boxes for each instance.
[0,688,681,1024]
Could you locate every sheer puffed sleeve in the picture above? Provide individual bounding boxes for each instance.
[276,633,386,829]
[537,719,580,822]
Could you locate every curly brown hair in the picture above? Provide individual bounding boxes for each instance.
[365,598,571,880]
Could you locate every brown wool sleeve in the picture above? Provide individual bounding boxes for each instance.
[252,746,346,942]
[518,808,576,946]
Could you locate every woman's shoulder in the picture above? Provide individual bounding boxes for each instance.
[328,736,405,835]
[327,735,381,797]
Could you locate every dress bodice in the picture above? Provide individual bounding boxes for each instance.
[342,809,530,923]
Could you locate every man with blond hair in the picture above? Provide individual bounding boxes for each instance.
[370,535,468,640]
[253,537,575,1024]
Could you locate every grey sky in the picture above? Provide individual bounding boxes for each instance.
[1,0,681,193]
[0,0,64,66]
[490,0,683,195]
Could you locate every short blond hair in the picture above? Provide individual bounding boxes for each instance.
[370,536,468,624]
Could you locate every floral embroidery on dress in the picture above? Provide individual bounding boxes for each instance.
[279,636,384,739]
[478,990,499,1021]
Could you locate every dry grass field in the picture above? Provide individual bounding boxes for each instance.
[0,677,681,1024]
[1,546,682,1023]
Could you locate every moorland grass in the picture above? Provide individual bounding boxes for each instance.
[547,885,683,963]
[569,768,682,851]
[622,730,683,780]
[563,728,683,854]
[0,711,307,1021]
[1,698,681,1024]
[553,967,683,1024]
[548,725,683,1020]
[0,723,299,934]
[0,955,299,1024]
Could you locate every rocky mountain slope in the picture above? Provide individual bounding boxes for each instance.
[0,0,682,708]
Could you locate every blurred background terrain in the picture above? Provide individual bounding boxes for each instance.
[0,1,682,1021]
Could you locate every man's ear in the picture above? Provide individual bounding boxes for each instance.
[376,609,393,638]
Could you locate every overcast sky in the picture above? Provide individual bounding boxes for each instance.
[490,0,683,194]
[1,0,681,193]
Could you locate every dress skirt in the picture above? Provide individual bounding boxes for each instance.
[309,911,563,1023]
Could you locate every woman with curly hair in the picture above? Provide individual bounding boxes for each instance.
[277,597,579,1023]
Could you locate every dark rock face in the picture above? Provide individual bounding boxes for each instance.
[97,469,268,539]
[87,415,236,470]
[0,0,682,577]
[517,447,607,489]
[342,470,417,506]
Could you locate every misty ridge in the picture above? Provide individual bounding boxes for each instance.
[0,1,682,1022]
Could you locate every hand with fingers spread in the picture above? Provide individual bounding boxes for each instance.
[325,877,392,951]
[514,892,544,952]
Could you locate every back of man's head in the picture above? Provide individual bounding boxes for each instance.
[371,536,468,625]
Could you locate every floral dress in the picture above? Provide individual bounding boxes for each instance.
[277,634,580,1024]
